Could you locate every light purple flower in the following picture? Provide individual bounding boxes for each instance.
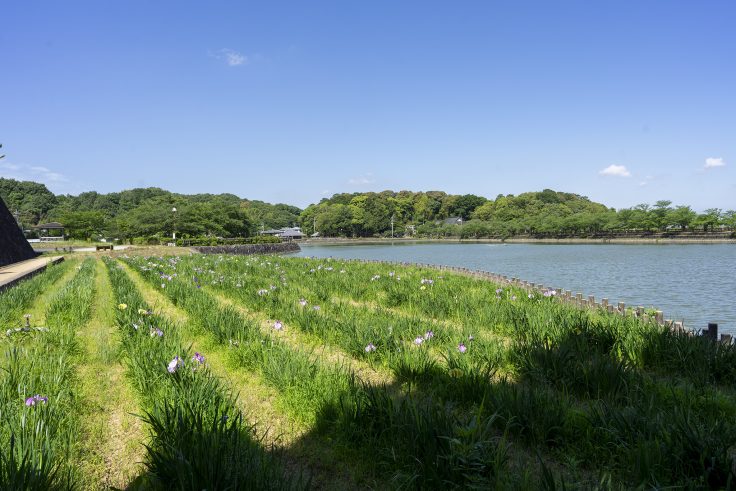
[167,356,181,373]
[313,305,321,311]
[273,320,283,331]
[424,330,434,340]
[458,343,467,353]
[414,337,424,345]
[150,328,164,337]
[257,289,268,296]
[388,271,395,277]
[495,288,503,294]
[192,352,205,364]
[25,394,48,407]
[365,343,377,352]
[299,299,307,307]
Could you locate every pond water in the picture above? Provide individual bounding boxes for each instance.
[296,242,736,335]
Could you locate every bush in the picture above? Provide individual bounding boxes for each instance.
[175,236,282,247]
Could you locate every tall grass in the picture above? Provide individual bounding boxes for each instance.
[0,259,72,327]
[0,259,95,489]
[118,254,736,489]
[102,257,302,490]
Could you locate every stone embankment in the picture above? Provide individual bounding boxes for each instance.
[190,242,300,255]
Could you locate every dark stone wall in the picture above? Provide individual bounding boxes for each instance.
[0,197,37,267]
[191,242,300,255]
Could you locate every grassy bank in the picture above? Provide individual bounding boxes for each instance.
[1,254,735,488]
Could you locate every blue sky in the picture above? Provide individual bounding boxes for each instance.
[1,1,734,210]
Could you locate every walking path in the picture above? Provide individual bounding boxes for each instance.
[0,255,64,291]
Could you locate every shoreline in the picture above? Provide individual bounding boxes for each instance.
[301,237,736,246]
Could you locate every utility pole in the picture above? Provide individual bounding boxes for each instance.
[390,214,395,238]
[171,207,177,240]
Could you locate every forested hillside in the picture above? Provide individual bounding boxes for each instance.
[301,189,735,238]
[1,178,733,240]
[0,178,301,241]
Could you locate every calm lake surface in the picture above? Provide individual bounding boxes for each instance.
[297,242,736,335]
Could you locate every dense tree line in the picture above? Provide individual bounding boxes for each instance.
[1,178,733,241]
[301,190,736,238]
[0,178,301,241]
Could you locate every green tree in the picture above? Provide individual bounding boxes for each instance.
[652,200,672,230]
[60,211,107,240]
[666,206,696,230]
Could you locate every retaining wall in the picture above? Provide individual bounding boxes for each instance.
[191,242,300,255]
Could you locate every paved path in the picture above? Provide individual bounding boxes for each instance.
[0,256,64,291]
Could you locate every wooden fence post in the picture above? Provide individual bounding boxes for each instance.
[705,323,718,341]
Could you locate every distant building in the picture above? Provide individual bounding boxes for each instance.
[259,226,304,240]
[441,217,464,226]
[279,227,304,240]
[33,222,66,241]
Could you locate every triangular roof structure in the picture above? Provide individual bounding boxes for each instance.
[0,196,37,267]
[34,222,65,229]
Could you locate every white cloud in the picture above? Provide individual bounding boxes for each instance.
[348,174,375,185]
[704,157,726,169]
[638,175,655,187]
[0,162,69,184]
[599,164,631,178]
[211,48,247,67]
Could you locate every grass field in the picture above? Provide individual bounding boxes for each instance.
[1,253,735,489]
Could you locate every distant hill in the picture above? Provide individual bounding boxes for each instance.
[0,178,732,240]
[0,178,302,240]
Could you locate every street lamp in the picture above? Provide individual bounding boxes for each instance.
[172,207,177,240]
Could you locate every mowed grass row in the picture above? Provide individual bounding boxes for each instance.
[101,257,302,490]
[0,259,95,489]
[127,254,736,489]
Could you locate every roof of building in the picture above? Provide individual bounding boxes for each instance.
[34,222,65,229]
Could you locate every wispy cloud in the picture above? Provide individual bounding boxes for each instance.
[348,174,375,185]
[599,164,631,178]
[638,175,655,187]
[0,162,69,184]
[704,157,726,169]
[210,48,247,66]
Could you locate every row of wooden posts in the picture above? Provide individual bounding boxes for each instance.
[348,258,728,344]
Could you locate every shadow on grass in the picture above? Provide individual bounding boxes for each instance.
[274,325,736,490]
